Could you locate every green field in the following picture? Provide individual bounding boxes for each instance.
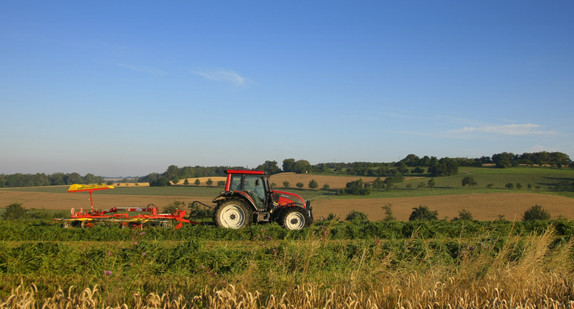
[0,219,573,307]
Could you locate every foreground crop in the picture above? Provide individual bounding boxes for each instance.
[1,222,573,308]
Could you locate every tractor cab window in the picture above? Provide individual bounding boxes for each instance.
[244,175,266,209]
[229,175,242,191]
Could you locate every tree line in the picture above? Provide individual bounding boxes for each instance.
[0,173,104,188]
[1,151,570,188]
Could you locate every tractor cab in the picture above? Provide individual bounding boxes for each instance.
[212,170,313,230]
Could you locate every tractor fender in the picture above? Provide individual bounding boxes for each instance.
[212,191,258,212]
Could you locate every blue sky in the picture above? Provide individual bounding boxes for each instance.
[1,1,573,176]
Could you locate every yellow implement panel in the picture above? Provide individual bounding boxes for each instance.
[68,184,115,192]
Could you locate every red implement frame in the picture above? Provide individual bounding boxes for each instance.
[66,184,197,229]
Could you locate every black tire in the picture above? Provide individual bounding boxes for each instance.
[280,207,310,230]
[214,199,253,229]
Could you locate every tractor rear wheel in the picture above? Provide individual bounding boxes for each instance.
[214,199,252,229]
[280,207,310,230]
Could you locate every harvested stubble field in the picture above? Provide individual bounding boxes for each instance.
[312,192,574,221]
[2,189,574,221]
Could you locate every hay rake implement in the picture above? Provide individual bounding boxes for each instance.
[59,184,197,229]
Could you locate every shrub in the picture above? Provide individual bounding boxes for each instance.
[163,201,186,213]
[522,205,550,221]
[283,181,290,188]
[461,176,477,187]
[322,184,330,190]
[382,204,395,221]
[325,213,340,221]
[409,206,438,221]
[345,210,369,222]
[2,203,27,220]
[341,179,371,195]
[296,182,304,189]
[453,209,474,221]
[206,178,213,186]
[308,179,318,189]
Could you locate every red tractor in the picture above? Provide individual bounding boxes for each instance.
[212,170,313,230]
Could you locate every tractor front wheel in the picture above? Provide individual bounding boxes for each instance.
[280,207,310,230]
[214,199,252,229]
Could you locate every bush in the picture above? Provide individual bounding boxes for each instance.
[453,209,474,221]
[522,205,550,221]
[345,210,369,222]
[2,203,27,220]
[461,176,477,187]
[382,204,395,221]
[409,206,438,221]
[340,179,371,195]
[308,179,318,189]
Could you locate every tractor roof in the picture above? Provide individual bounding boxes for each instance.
[225,169,265,175]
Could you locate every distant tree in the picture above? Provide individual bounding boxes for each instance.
[217,180,226,187]
[523,205,550,221]
[372,177,385,191]
[164,165,180,183]
[411,167,425,174]
[428,158,458,177]
[194,179,200,186]
[409,206,438,221]
[427,178,436,188]
[400,154,421,167]
[492,152,514,168]
[256,160,281,174]
[149,174,169,187]
[308,179,318,189]
[296,182,304,189]
[505,182,514,189]
[206,178,213,186]
[2,203,27,220]
[385,171,404,185]
[293,160,312,174]
[461,176,477,187]
[283,181,290,188]
[516,183,522,189]
[282,158,296,172]
[322,184,330,190]
[184,179,189,185]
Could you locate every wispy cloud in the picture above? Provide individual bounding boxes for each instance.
[448,124,557,136]
[194,69,246,86]
[118,64,167,76]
